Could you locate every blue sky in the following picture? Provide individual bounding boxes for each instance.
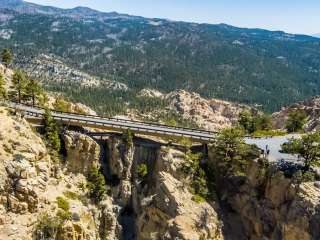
[26,0,320,35]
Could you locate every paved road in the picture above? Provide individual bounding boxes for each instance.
[8,102,216,142]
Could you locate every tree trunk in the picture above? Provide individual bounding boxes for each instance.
[18,89,21,103]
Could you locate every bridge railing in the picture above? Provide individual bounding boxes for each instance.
[9,101,217,135]
[20,108,214,141]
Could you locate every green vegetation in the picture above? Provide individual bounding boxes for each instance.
[0,73,6,99]
[281,132,320,170]
[123,129,134,147]
[137,164,148,180]
[34,213,61,240]
[251,129,287,138]
[35,197,71,239]
[238,110,273,135]
[43,108,61,153]
[212,128,261,177]
[56,196,70,212]
[285,109,307,133]
[26,78,42,106]
[63,191,80,200]
[181,140,208,202]
[12,70,28,103]
[87,166,106,203]
[1,48,12,68]
[292,170,316,183]
[34,210,71,239]
[53,96,72,112]
[4,7,320,112]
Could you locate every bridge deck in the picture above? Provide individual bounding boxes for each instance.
[8,102,216,142]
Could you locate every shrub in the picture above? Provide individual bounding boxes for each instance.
[34,210,71,240]
[137,164,148,180]
[87,166,106,203]
[238,110,273,134]
[56,197,70,211]
[181,144,209,202]
[123,129,133,147]
[34,214,60,240]
[63,191,80,200]
[56,209,71,222]
[285,109,307,133]
[54,96,72,112]
[281,132,320,170]
[212,128,260,176]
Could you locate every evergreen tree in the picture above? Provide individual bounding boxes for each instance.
[12,70,27,103]
[1,48,12,68]
[26,78,42,106]
[212,128,260,176]
[87,166,106,203]
[43,108,61,152]
[285,109,307,133]
[281,132,320,170]
[0,73,6,99]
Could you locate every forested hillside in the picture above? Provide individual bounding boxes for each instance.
[1,0,320,111]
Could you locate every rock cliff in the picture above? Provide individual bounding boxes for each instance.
[208,147,320,240]
[273,96,320,132]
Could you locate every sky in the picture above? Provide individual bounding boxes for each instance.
[26,0,320,35]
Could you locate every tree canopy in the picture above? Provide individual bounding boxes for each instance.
[238,110,273,134]
[285,109,307,133]
[281,132,320,170]
[12,70,28,103]
[1,48,12,68]
[0,73,6,99]
[212,128,261,176]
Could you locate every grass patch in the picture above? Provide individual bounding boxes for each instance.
[63,191,80,200]
[191,194,206,203]
[56,197,70,211]
[251,130,287,138]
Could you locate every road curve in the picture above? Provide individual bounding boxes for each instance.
[7,102,216,142]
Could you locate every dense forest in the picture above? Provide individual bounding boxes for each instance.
[1,1,320,111]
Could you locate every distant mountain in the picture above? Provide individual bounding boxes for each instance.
[1,0,320,112]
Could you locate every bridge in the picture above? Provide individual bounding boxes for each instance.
[5,102,216,142]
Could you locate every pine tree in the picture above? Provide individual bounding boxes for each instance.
[43,108,61,153]
[1,48,12,68]
[0,73,6,99]
[26,78,42,106]
[12,70,27,103]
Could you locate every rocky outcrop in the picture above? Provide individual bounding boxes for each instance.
[136,147,224,240]
[136,89,250,131]
[208,147,320,240]
[0,107,102,240]
[273,96,320,132]
[63,131,100,176]
[166,90,249,131]
[0,106,50,215]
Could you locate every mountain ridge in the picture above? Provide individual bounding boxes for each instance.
[1,0,320,112]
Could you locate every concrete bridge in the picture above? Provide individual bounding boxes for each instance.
[7,102,216,142]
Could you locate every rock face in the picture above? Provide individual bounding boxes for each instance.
[136,147,224,240]
[135,88,250,131]
[273,96,320,131]
[167,90,249,131]
[0,107,101,240]
[104,136,224,240]
[208,147,320,240]
[63,131,100,176]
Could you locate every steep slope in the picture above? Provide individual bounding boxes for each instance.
[1,0,320,111]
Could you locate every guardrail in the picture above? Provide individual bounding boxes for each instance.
[8,101,217,135]
[7,101,216,142]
